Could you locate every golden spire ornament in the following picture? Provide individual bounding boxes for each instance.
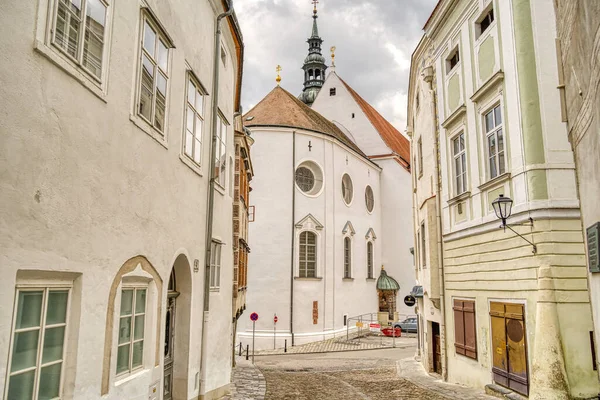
[312,0,319,14]
[330,46,336,67]
[276,65,282,85]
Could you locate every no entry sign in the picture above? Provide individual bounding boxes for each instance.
[250,312,259,321]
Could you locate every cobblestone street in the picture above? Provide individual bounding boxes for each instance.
[227,338,497,399]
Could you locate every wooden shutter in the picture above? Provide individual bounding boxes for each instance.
[453,299,466,355]
[463,300,477,359]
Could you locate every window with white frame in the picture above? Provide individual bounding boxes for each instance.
[210,241,222,289]
[52,0,108,80]
[476,8,494,39]
[452,132,467,195]
[343,237,352,278]
[418,138,423,177]
[341,174,353,205]
[137,15,170,133]
[184,76,205,165]
[116,287,146,375]
[215,116,228,187]
[367,241,374,279]
[421,221,427,268]
[446,47,460,74]
[484,104,505,179]
[6,288,70,400]
[299,231,317,278]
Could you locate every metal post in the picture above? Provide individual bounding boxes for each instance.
[346,320,349,341]
[284,339,287,353]
[252,320,256,364]
[245,344,249,361]
[274,314,276,350]
[393,324,396,348]
[239,342,242,356]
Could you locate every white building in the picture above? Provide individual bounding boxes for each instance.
[238,5,414,350]
[0,0,245,399]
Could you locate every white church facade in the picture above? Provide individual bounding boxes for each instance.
[238,4,414,350]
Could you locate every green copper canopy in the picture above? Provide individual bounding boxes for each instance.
[299,3,327,106]
[376,268,400,291]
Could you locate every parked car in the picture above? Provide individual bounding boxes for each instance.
[394,317,417,333]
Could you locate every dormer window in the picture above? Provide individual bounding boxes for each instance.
[476,8,495,39]
[446,47,460,74]
[330,88,336,96]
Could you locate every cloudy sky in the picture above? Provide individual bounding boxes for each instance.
[235,0,438,132]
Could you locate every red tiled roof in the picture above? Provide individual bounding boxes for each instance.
[337,77,411,169]
[243,86,369,159]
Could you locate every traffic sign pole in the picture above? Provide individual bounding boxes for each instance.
[273,314,277,350]
[250,312,259,364]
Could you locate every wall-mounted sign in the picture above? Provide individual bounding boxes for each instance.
[404,295,416,307]
[588,222,600,273]
[312,301,318,324]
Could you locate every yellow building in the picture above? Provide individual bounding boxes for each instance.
[408,0,599,398]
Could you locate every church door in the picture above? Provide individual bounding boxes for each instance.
[164,271,179,400]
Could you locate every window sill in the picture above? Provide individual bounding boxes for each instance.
[478,172,511,191]
[366,278,376,282]
[34,40,107,103]
[114,368,148,387]
[179,154,204,177]
[471,70,504,103]
[447,191,471,206]
[129,114,168,150]
[442,105,467,129]
[343,278,354,281]
[294,277,322,281]
[210,287,220,292]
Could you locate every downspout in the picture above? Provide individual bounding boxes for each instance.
[290,130,296,346]
[199,3,234,396]
[430,86,448,381]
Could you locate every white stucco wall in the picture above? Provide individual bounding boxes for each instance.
[0,0,239,398]
[239,126,383,350]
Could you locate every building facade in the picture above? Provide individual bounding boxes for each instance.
[555,0,600,377]
[0,0,245,399]
[408,0,599,398]
[239,86,385,349]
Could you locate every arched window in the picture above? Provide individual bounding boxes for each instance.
[344,237,352,278]
[308,69,314,80]
[365,185,374,213]
[367,241,374,279]
[342,174,353,205]
[315,69,321,79]
[299,231,317,278]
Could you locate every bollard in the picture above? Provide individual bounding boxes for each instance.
[245,344,249,361]
[284,339,287,353]
[238,342,242,356]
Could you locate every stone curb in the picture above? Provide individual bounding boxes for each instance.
[254,344,414,357]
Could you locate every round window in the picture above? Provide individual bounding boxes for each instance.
[365,185,374,212]
[295,161,323,196]
[341,174,353,205]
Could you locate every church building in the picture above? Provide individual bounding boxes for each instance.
[238,3,414,350]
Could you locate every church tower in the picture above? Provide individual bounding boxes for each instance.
[299,1,327,106]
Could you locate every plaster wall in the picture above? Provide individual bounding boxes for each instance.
[555,0,600,376]
[239,126,383,350]
[0,0,239,398]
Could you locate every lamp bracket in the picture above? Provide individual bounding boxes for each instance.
[508,217,534,227]
[501,223,537,254]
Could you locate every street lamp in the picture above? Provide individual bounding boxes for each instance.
[491,194,537,254]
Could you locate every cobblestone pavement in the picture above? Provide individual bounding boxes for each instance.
[225,341,496,400]
[254,334,414,356]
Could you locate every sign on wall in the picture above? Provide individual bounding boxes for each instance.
[312,301,318,324]
[587,222,600,273]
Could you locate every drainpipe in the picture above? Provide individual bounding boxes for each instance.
[430,86,448,381]
[199,2,234,396]
[290,130,296,346]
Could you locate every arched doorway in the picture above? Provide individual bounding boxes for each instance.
[163,254,192,400]
[164,270,178,400]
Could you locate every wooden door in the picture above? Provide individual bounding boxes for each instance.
[432,322,442,374]
[490,302,528,396]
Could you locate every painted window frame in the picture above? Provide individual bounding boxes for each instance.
[183,72,206,167]
[50,0,110,82]
[209,241,223,289]
[298,231,318,278]
[5,286,72,400]
[135,11,172,135]
[343,236,352,279]
[116,286,147,377]
[367,240,374,279]
[215,114,228,189]
[483,103,505,180]
[341,173,354,205]
[452,132,467,195]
